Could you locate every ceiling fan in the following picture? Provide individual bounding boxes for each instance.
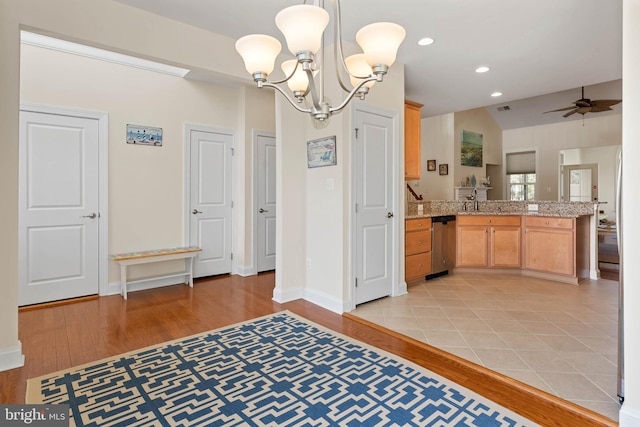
[544,86,621,118]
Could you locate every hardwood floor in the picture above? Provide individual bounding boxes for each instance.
[2,273,616,427]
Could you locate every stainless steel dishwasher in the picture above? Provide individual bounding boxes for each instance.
[428,215,456,279]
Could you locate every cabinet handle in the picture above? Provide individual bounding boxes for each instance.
[488,219,492,223]
[418,241,422,244]
[546,220,550,225]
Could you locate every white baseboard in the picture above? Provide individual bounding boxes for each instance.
[619,405,640,426]
[272,287,304,304]
[234,265,256,277]
[303,288,346,314]
[107,276,192,296]
[0,341,25,372]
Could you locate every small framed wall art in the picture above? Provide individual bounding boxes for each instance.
[427,159,436,171]
[439,163,448,175]
[307,136,337,168]
[126,124,163,146]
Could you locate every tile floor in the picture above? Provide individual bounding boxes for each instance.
[350,272,621,421]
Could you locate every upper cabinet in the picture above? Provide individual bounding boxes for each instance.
[404,100,423,180]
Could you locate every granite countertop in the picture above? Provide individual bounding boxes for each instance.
[406,200,597,220]
[406,211,587,219]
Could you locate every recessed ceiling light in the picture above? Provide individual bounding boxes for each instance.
[475,66,490,73]
[417,37,435,46]
[491,92,503,97]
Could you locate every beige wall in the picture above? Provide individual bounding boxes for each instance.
[502,114,622,202]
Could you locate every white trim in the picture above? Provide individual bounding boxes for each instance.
[272,287,304,304]
[0,341,25,373]
[19,103,109,298]
[252,130,276,276]
[619,405,640,427]
[183,124,236,276]
[235,265,255,277]
[349,104,401,312]
[303,288,347,315]
[21,31,190,77]
[107,277,191,296]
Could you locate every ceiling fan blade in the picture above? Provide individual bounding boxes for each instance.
[590,99,622,108]
[590,105,614,113]
[576,107,592,115]
[544,106,576,114]
[562,109,578,118]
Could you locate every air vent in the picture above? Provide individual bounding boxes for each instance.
[497,105,511,111]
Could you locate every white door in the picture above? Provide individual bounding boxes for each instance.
[256,133,277,272]
[563,164,599,202]
[189,129,233,277]
[19,111,99,306]
[354,109,394,305]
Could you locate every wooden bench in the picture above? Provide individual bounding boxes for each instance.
[110,246,201,299]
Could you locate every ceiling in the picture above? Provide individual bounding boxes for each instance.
[113,0,622,129]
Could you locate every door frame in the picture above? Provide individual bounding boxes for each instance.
[349,104,402,311]
[252,130,276,276]
[20,103,109,296]
[561,163,599,202]
[183,124,235,274]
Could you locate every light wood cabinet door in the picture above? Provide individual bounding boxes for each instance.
[524,227,575,276]
[404,101,423,180]
[490,226,521,268]
[456,225,489,267]
[405,230,431,255]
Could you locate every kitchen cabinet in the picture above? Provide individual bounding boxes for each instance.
[404,100,423,180]
[405,218,432,280]
[523,216,589,279]
[456,215,521,268]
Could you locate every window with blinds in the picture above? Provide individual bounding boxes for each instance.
[506,151,536,200]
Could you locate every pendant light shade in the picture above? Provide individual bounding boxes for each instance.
[356,22,406,68]
[275,5,329,56]
[345,54,375,89]
[281,59,309,93]
[235,34,281,76]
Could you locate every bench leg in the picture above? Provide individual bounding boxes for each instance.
[187,257,195,288]
[120,264,128,300]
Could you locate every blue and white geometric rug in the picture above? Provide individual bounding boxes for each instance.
[27,311,539,426]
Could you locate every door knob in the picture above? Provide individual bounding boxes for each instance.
[259,208,269,213]
[387,212,394,218]
[82,213,97,219]
[192,209,203,214]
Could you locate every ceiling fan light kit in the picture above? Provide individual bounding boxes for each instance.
[235,0,405,124]
[544,86,621,118]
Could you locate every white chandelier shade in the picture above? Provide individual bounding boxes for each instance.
[356,22,406,69]
[235,34,281,76]
[235,0,405,123]
[275,5,330,57]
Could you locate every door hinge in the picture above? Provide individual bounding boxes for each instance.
[231,147,235,156]
[231,201,234,208]
[355,128,359,139]
[355,277,358,287]
[230,253,234,260]
[355,203,359,213]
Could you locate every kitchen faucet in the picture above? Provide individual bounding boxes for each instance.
[472,187,479,211]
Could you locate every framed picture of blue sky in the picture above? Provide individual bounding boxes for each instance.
[461,130,483,167]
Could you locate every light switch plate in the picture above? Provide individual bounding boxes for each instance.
[528,204,539,211]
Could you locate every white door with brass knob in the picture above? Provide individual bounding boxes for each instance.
[19,109,101,305]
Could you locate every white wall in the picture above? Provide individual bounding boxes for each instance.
[503,114,622,201]
[620,1,640,425]
[414,113,454,200]
[20,44,246,282]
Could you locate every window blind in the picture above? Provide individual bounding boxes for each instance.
[506,151,535,174]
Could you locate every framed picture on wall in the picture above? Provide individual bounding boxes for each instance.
[439,163,448,175]
[307,136,337,168]
[126,124,163,146]
[427,159,436,171]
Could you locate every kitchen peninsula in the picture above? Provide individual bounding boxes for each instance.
[406,200,598,285]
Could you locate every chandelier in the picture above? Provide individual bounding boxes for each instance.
[235,0,405,123]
